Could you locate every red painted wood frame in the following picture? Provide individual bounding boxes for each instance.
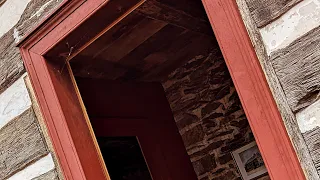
[17,0,306,180]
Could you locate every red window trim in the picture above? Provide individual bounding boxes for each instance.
[18,0,305,179]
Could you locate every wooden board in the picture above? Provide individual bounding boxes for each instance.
[155,0,209,20]
[140,31,214,81]
[117,24,186,69]
[74,12,146,59]
[68,5,216,82]
[45,0,144,60]
[92,17,167,63]
[45,59,108,180]
[0,108,48,179]
[270,26,320,112]
[245,0,302,27]
[70,20,215,82]
[136,0,213,35]
[70,22,185,79]
[47,0,213,63]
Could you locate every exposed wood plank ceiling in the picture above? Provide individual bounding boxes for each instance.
[70,0,217,81]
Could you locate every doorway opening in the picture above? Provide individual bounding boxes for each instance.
[19,0,307,178]
[67,1,269,180]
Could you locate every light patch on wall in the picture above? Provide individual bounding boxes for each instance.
[0,74,31,130]
[13,28,22,43]
[0,0,31,38]
[296,99,320,133]
[8,153,55,180]
[260,0,320,55]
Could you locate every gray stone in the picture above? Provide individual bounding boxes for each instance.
[181,124,205,147]
[201,102,223,118]
[176,113,199,130]
[192,154,216,176]
[163,49,256,179]
[218,154,233,165]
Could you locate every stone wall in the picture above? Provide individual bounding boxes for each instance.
[0,0,63,179]
[162,49,269,180]
[237,0,320,178]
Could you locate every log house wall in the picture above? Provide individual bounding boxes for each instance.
[237,0,320,179]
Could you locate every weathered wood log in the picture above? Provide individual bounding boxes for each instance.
[0,32,25,95]
[32,170,59,180]
[303,127,320,172]
[245,0,302,27]
[0,0,62,94]
[236,0,319,179]
[0,108,48,179]
[0,0,6,7]
[270,26,320,113]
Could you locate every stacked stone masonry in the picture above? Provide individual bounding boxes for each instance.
[163,49,269,180]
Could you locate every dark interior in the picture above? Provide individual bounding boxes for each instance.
[75,78,198,179]
[69,0,221,179]
[97,137,152,180]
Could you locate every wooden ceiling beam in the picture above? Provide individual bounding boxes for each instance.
[136,0,213,36]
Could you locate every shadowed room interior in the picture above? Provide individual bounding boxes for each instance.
[46,0,263,179]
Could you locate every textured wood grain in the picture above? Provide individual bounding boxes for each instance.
[0,108,48,179]
[45,0,144,62]
[70,12,216,82]
[302,127,320,173]
[0,0,62,94]
[95,17,167,63]
[270,26,320,113]
[236,0,319,179]
[32,170,59,180]
[0,32,25,95]
[136,0,213,35]
[245,0,302,27]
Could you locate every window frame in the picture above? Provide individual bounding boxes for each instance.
[18,0,305,179]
